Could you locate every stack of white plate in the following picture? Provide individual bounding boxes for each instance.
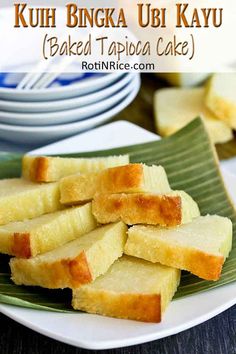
[0,72,141,145]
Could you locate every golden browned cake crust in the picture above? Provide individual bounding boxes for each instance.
[92,193,182,226]
[112,293,161,322]
[125,216,232,281]
[12,232,31,258]
[33,157,49,182]
[63,251,92,286]
[48,251,93,288]
[11,250,92,289]
[60,163,171,205]
[10,222,128,289]
[187,249,224,281]
[41,251,92,288]
[99,164,143,193]
[23,156,50,182]
[73,291,161,322]
[126,238,224,281]
[0,203,97,258]
[22,155,130,183]
[72,256,180,322]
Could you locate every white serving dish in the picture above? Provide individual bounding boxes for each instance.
[0,120,235,350]
[0,74,138,126]
[0,73,123,102]
[0,74,134,114]
[0,76,141,145]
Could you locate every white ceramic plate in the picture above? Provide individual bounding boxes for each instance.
[0,121,235,350]
[0,76,141,145]
[0,73,124,102]
[0,74,134,114]
[0,74,138,126]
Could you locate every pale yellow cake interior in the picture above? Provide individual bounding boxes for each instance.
[73,255,180,313]
[23,155,129,181]
[0,203,97,256]
[126,215,232,259]
[154,87,232,143]
[140,165,171,194]
[207,73,236,103]
[10,221,128,287]
[206,73,236,128]
[31,222,126,262]
[0,178,62,225]
[173,190,200,224]
[60,164,171,204]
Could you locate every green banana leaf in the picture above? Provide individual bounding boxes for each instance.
[0,117,235,312]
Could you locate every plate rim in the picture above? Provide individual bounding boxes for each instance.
[0,284,235,350]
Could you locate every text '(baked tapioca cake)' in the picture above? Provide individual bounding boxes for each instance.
[22,155,129,182]
[0,203,97,258]
[125,215,232,281]
[10,222,128,289]
[60,164,171,205]
[154,88,232,144]
[72,255,181,323]
[0,178,62,226]
[206,73,236,129]
[92,190,200,226]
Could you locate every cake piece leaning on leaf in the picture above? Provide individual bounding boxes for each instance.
[72,255,181,323]
[154,87,232,144]
[10,222,127,289]
[22,154,129,182]
[60,163,171,204]
[92,190,200,226]
[206,73,236,129]
[125,215,232,281]
[0,203,97,258]
[0,178,62,225]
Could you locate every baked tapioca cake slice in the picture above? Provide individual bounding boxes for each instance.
[206,73,236,129]
[22,155,129,182]
[0,178,62,226]
[72,255,180,323]
[60,164,171,204]
[10,221,127,289]
[154,88,232,144]
[125,215,232,281]
[0,203,97,258]
[92,190,199,226]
